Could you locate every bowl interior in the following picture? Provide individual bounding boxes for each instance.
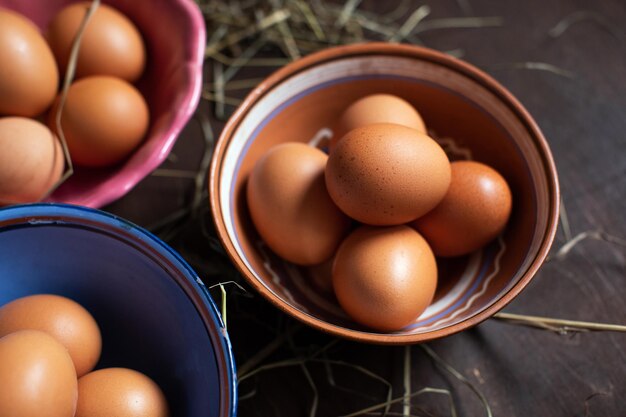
[0,205,234,417]
[215,50,556,341]
[0,0,203,207]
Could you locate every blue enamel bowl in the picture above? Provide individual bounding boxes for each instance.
[0,204,236,417]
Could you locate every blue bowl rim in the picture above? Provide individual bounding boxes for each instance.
[0,203,237,417]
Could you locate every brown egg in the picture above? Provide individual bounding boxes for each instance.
[330,94,426,150]
[0,294,102,377]
[0,9,59,117]
[49,76,149,167]
[76,368,169,417]
[47,2,146,82]
[325,123,451,226]
[413,161,513,257]
[247,142,352,265]
[0,117,64,204]
[0,330,78,417]
[333,225,437,331]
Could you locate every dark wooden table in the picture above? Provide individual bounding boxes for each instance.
[106,0,626,415]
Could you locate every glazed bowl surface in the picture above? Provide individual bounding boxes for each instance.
[0,203,237,416]
[0,0,205,207]
[210,43,559,344]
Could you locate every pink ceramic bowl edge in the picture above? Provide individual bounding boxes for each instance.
[36,0,207,208]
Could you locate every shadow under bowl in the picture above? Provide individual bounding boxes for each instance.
[210,43,559,344]
[0,204,236,416]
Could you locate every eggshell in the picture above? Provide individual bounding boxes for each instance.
[47,2,146,82]
[76,368,169,417]
[330,94,426,150]
[0,117,64,204]
[247,142,352,265]
[0,330,78,417]
[325,123,451,225]
[0,8,59,116]
[0,294,102,377]
[333,225,437,331]
[49,76,149,167]
[413,160,513,257]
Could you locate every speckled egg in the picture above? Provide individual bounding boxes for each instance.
[0,330,78,417]
[247,142,352,265]
[76,368,169,417]
[330,94,426,149]
[49,76,149,167]
[47,2,146,82]
[0,8,59,117]
[325,123,451,225]
[333,225,437,331]
[0,294,102,377]
[0,117,64,204]
[413,160,513,257]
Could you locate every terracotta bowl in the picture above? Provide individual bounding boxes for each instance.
[0,0,205,208]
[210,43,559,344]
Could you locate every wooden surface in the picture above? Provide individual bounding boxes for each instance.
[106,0,626,416]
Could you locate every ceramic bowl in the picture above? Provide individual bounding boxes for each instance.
[0,0,205,207]
[0,204,237,416]
[210,43,559,344]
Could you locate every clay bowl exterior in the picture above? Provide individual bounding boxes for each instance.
[210,43,560,344]
[0,0,205,208]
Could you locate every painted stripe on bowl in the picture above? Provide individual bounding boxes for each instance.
[220,55,549,334]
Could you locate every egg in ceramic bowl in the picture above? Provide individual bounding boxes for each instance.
[0,0,205,208]
[210,43,559,344]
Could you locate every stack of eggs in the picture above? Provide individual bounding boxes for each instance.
[0,3,149,205]
[247,94,513,332]
[0,294,169,417]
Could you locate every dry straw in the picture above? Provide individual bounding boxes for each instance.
[52,0,104,193]
[198,0,504,121]
[141,1,626,415]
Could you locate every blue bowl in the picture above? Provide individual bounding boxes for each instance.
[0,204,236,417]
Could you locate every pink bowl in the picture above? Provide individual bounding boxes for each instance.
[0,0,206,208]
